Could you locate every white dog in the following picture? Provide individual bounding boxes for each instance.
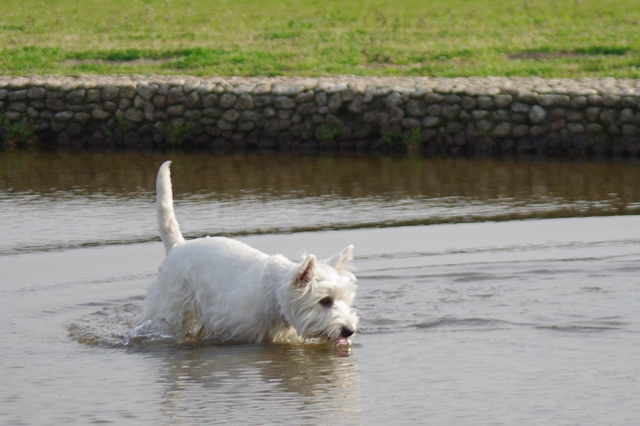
[137,161,358,344]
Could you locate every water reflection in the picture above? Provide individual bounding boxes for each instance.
[2,150,640,203]
[2,150,640,256]
[147,344,360,424]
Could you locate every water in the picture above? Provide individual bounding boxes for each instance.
[1,151,640,425]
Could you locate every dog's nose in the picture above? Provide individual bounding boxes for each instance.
[340,327,354,338]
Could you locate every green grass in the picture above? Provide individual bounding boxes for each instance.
[1,0,640,77]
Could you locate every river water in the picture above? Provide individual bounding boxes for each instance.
[1,151,640,425]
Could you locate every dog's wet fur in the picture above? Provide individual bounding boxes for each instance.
[137,161,358,344]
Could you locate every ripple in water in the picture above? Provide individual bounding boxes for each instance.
[68,302,357,354]
[67,302,142,348]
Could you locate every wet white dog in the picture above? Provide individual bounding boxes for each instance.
[137,161,358,344]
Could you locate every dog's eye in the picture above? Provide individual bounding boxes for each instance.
[319,297,333,307]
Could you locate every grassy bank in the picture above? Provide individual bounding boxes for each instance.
[1,0,639,77]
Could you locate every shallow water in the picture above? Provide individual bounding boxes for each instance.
[2,151,640,425]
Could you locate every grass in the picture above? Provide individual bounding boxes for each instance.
[0,0,640,77]
[166,121,190,146]
[317,125,342,141]
[0,115,39,148]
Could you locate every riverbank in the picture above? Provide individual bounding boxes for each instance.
[2,75,640,156]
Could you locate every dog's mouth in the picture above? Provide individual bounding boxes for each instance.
[335,336,351,345]
[308,327,355,345]
[311,333,351,345]
[334,325,355,345]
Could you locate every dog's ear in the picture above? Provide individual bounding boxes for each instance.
[326,245,354,272]
[293,254,317,288]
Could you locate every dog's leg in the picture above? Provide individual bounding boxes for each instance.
[156,161,185,253]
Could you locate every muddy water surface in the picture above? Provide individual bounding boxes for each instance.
[1,151,640,425]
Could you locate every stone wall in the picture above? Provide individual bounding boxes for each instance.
[2,75,640,155]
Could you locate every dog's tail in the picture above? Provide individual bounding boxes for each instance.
[156,161,185,253]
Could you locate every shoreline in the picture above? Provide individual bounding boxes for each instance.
[2,75,640,156]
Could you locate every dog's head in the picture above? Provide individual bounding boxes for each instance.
[279,245,358,344]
